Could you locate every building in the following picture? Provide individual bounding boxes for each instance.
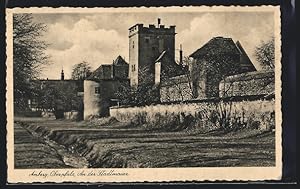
[128,19,183,87]
[189,37,256,98]
[160,36,257,102]
[27,70,84,119]
[83,56,129,119]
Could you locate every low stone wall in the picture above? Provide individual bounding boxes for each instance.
[219,70,274,97]
[64,111,79,120]
[110,99,275,131]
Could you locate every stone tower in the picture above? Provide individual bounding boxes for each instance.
[128,19,176,86]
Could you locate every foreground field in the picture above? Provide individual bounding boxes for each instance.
[14,117,275,168]
[14,122,70,168]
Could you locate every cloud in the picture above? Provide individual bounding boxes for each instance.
[39,11,274,79]
[41,18,127,79]
[176,13,274,70]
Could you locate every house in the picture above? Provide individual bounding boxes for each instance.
[160,36,257,102]
[189,36,256,98]
[83,56,129,119]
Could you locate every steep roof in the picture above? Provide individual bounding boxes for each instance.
[86,56,129,81]
[86,64,112,81]
[113,55,128,66]
[154,50,186,77]
[155,50,167,63]
[190,37,240,58]
[235,40,256,71]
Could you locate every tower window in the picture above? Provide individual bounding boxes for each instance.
[132,41,134,48]
[132,65,136,72]
[95,87,100,94]
[145,37,150,43]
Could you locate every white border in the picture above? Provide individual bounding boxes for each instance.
[6,6,282,183]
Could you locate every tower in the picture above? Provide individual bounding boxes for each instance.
[128,19,176,87]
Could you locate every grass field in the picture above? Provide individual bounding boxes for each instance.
[14,117,275,168]
[14,122,70,168]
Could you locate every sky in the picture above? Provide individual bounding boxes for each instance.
[31,10,275,79]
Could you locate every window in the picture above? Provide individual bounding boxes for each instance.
[132,64,136,72]
[152,46,156,51]
[95,87,100,94]
[118,87,124,92]
[145,37,150,43]
[132,41,134,48]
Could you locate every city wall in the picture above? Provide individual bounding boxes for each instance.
[110,97,275,131]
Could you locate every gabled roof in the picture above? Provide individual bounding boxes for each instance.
[113,55,128,66]
[86,56,129,81]
[190,37,240,58]
[154,50,186,77]
[155,50,167,63]
[86,64,112,81]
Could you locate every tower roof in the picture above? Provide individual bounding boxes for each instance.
[113,55,128,66]
[190,37,240,58]
[86,64,112,81]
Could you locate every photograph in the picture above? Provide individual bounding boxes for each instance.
[6,6,282,182]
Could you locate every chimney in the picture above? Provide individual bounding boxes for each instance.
[158,18,161,27]
[179,44,183,65]
[111,60,115,78]
[61,69,64,80]
[155,62,161,85]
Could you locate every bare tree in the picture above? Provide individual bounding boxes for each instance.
[115,66,159,106]
[160,57,195,102]
[13,13,50,110]
[71,61,92,80]
[255,37,275,70]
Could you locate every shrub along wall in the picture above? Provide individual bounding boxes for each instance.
[110,98,275,131]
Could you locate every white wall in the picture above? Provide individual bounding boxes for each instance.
[83,80,101,120]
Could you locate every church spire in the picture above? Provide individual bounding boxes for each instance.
[61,68,64,80]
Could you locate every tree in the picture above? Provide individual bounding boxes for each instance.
[13,14,49,110]
[36,82,82,119]
[71,61,92,80]
[115,66,159,106]
[159,57,194,102]
[255,37,275,70]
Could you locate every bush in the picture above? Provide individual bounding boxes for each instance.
[121,100,275,132]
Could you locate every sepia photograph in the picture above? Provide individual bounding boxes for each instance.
[6,6,282,182]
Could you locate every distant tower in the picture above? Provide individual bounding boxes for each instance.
[128,19,176,86]
[61,69,64,80]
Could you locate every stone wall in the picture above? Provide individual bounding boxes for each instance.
[160,75,193,102]
[219,70,274,97]
[110,98,275,131]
